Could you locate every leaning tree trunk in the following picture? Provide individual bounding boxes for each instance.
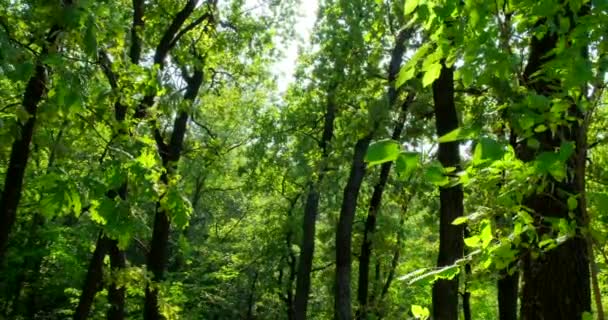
[0,20,66,263]
[516,5,591,320]
[431,60,464,320]
[293,85,336,320]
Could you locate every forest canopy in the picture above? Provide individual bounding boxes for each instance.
[1,0,607,319]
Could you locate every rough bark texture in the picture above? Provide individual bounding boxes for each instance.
[431,61,464,320]
[293,87,336,320]
[498,271,519,320]
[518,7,591,320]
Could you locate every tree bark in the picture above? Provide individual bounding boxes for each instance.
[293,87,336,320]
[0,22,64,263]
[107,239,126,320]
[335,28,410,320]
[144,69,204,320]
[334,135,372,320]
[74,233,110,320]
[356,95,412,320]
[431,61,464,320]
[498,270,519,320]
[518,7,591,319]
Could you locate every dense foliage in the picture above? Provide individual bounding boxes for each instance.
[1,0,607,319]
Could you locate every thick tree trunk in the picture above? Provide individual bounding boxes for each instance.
[518,7,591,319]
[431,61,464,320]
[498,270,519,320]
[293,88,336,320]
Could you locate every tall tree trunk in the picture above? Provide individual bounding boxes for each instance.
[107,239,126,320]
[74,233,110,320]
[498,270,519,320]
[144,69,204,320]
[335,28,409,320]
[356,94,412,320]
[518,6,591,319]
[334,135,372,320]
[462,263,472,320]
[293,87,337,320]
[431,61,464,320]
[0,21,65,263]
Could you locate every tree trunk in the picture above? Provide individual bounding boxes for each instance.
[356,95,412,320]
[74,233,110,320]
[462,263,472,320]
[0,23,63,263]
[144,69,203,320]
[107,239,126,320]
[518,6,591,319]
[498,270,519,320]
[431,61,464,320]
[293,87,336,320]
[334,134,373,320]
[335,28,410,320]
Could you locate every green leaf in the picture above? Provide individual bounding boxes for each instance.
[161,186,193,229]
[365,139,401,166]
[396,67,415,88]
[404,0,420,16]
[567,196,578,211]
[411,305,430,320]
[559,141,575,161]
[480,222,493,248]
[422,62,442,87]
[473,137,505,165]
[464,235,480,247]
[84,15,98,58]
[438,127,476,143]
[452,216,468,225]
[395,152,419,179]
[425,164,449,186]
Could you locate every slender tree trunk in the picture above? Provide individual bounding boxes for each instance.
[335,28,410,320]
[498,270,519,320]
[431,60,464,320]
[107,239,126,320]
[246,272,258,320]
[293,87,337,320]
[356,94,412,320]
[334,135,372,320]
[144,70,204,320]
[518,6,591,319]
[74,233,110,320]
[590,245,604,320]
[462,263,472,320]
[0,22,65,263]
